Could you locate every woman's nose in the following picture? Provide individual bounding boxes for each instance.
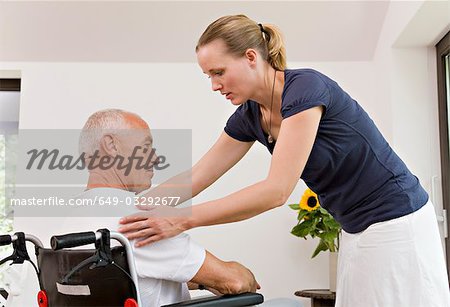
[211,80,222,92]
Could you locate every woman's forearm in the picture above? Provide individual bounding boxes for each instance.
[186,179,289,229]
[141,169,194,206]
[141,154,234,207]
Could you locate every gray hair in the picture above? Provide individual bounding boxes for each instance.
[79,109,143,156]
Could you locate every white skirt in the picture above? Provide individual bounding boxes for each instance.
[335,201,450,307]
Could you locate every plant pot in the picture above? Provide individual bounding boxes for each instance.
[329,251,338,293]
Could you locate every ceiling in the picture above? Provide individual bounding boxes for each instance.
[0,1,390,62]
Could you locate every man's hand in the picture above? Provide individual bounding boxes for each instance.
[187,282,224,296]
[190,251,260,296]
[224,261,261,294]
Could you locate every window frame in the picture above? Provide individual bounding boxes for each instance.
[436,30,450,279]
[0,79,20,92]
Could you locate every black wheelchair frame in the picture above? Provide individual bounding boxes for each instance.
[0,229,264,307]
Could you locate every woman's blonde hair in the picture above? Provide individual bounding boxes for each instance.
[196,15,286,71]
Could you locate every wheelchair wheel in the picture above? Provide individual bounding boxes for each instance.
[124,298,138,307]
[37,290,48,307]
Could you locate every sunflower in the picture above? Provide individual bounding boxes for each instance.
[290,188,340,258]
[299,188,320,212]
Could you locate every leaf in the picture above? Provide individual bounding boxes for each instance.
[315,220,325,229]
[323,216,340,229]
[321,231,339,252]
[291,220,314,238]
[319,207,329,215]
[323,231,338,241]
[297,210,308,221]
[289,203,300,210]
[311,239,328,258]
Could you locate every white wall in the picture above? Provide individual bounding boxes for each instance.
[372,0,450,245]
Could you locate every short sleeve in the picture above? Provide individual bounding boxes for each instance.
[224,104,257,142]
[132,233,206,283]
[281,71,331,119]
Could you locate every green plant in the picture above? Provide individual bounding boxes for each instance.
[289,188,341,258]
[0,135,13,286]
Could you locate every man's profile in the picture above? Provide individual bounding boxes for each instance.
[69,109,259,306]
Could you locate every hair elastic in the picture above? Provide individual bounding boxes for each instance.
[258,23,264,33]
[258,23,270,41]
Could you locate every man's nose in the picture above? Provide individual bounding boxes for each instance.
[151,151,159,166]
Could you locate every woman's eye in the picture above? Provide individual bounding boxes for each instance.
[206,71,223,79]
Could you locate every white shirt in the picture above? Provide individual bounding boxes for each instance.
[63,188,206,306]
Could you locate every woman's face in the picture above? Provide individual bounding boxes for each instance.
[197,39,257,105]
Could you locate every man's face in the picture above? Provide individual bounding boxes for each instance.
[115,126,157,194]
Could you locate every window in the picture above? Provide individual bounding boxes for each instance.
[0,135,11,234]
[436,31,450,278]
[0,78,20,286]
[446,53,450,147]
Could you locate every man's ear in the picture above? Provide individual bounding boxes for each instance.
[245,48,258,67]
[100,134,118,157]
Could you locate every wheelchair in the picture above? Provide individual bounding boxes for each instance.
[0,229,264,306]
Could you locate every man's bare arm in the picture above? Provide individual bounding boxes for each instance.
[189,251,260,295]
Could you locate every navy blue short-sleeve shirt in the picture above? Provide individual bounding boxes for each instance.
[224,68,428,233]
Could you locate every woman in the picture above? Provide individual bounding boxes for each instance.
[119,15,450,306]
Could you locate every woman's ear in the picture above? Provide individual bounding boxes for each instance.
[100,134,118,157]
[245,48,258,67]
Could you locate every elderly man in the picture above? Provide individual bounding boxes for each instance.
[73,109,259,306]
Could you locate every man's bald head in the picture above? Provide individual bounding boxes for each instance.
[79,109,149,156]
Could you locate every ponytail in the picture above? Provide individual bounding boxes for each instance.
[259,23,287,71]
[196,15,287,70]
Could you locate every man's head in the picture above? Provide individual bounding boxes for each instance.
[79,109,157,193]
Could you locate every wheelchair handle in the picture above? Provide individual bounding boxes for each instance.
[0,233,43,248]
[51,231,100,250]
[0,235,12,246]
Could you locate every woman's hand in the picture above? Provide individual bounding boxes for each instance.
[118,206,191,247]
